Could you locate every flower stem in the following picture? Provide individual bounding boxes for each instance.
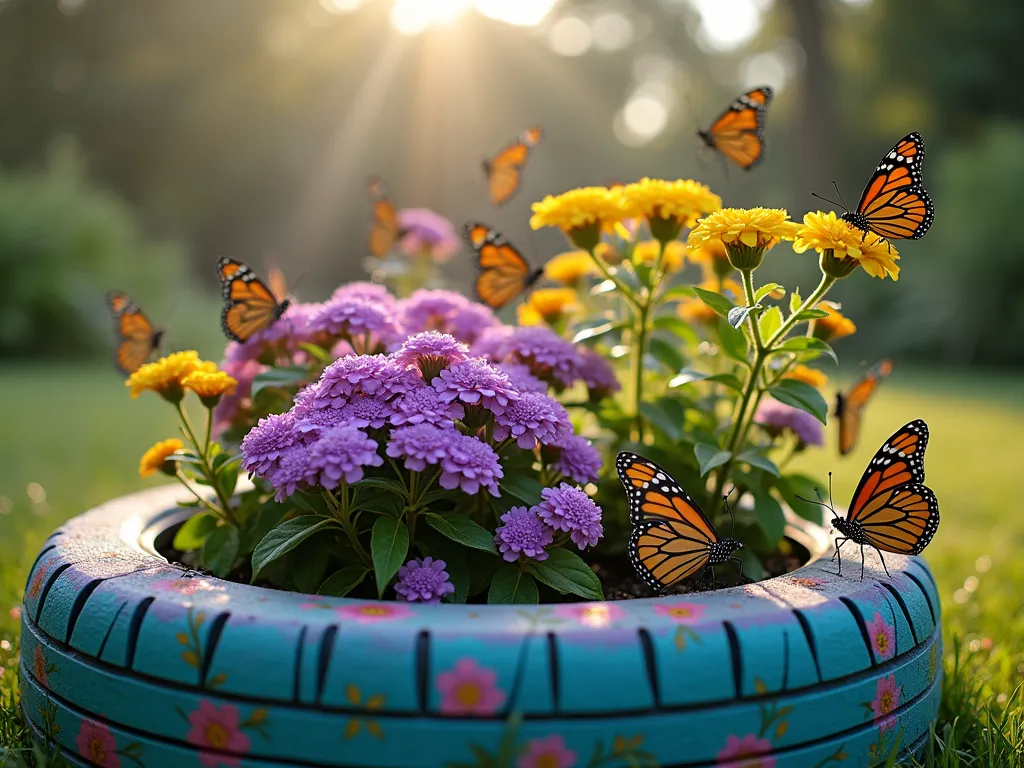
[740,268,765,352]
[177,402,237,527]
[585,246,642,313]
[174,467,227,518]
[629,241,664,442]
[329,486,372,569]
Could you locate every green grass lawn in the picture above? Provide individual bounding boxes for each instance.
[1,364,1023,765]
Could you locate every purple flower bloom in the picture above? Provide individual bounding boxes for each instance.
[393,332,470,380]
[439,433,503,496]
[397,290,471,335]
[535,484,604,550]
[394,556,456,603]
[267,443,316,501]
[754,397,823,447]
[578,347,621,399]
[337,396,395,429]
[495,506,554,562]
[293,403,349,438]
[432,358,519,418]
[386,423,453,471]
[496,362,548,394]
[307,425,383,489]
[493,392,571,449]
[504,326,584,388]
[241,412,300,476]
[543,434,603,485]
[314,354,392,406]
[330,282,396,311]
[397,209,461,262]
[213,357,265,436]
[470,326,513,361]
[448,303,501,345]
[390,385,466,427]
[308,296,401,347]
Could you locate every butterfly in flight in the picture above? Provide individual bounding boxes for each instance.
[367,177,405,258]
[617,452,743,590]
[697,87,772,170]
[464,223,544,310]
[836,360,894,456]
[838,133,934,241]
[107,292,163,375]
[483,127,543,207]
[266,260,289,305]
[216,257,291,343]
[817,420,939,578]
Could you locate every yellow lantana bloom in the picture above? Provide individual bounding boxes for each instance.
[813,301,857,342]
[784,365,828,390]
[688,208,800,252]
[619,178,722,241]
[688,239,733,279]
[517,288,578,326]
[792,211,900,280]
[126,351,215,401]
[544,250,595,285]
[139,438,184,478]
[632,240,686,273]
[530,187,626,250]
[182,370,238,407]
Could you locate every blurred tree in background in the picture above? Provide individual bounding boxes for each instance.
[0,0,1021,365]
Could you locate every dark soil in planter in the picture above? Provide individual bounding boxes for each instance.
[154,519,812,602]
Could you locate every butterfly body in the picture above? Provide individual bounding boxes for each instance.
[836,359,893,455]
[107,292,163,375]
[830,419,939,578]
[216,257,291,343]
[464,223,543,310]
[484,127,542,206]
[617,452,743,591]
[840,133,934,241]
[698,87,772,170]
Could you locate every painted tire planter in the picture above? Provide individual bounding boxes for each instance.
[20,485,941,768]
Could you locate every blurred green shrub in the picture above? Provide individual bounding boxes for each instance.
[0,137,195,361]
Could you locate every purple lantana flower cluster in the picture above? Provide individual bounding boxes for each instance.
[495,484,604,563]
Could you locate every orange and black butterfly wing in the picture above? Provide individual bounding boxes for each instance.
[107,291,162,375]
[465,223,539,309]
[616,452,718,589]
[368,178,401,257]
[484,127,543,206]
[216,257,290,343]
[699,87,772,170]
[845,133,934,240]
[836,359,893,455]
[846,420,939,554]
[267,263,288,304]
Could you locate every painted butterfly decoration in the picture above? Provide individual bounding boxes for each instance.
[483,127,543,207]
[107,292,163,375]
[697,86,772,170]
[216,257,291,343]
[464,223,544,310]
[616,452,743,590]
[823,420,939,578]
[836,359,893,456]
[840,132,934,241]
[367,177,405,258]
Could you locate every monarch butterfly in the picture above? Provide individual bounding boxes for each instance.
[697,87,772,170]
[840,133,934,241]
[836,360,893,456]
[267,262,288,304]
[216,257,290,343]
[483,127,543,206]
[464,223,544,310]
[107,292,163,375]
[616,452,743,590]
[822,420,939,578]
[368,177,405,258]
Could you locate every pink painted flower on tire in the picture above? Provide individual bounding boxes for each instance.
[654,601,707,625]
[76,720,121,768]
[717,733,775,767]
[435,658,505,715]
[518,734,577,768]
[866,612,896,660]
[186,701,251,767]
[871,674,902,728]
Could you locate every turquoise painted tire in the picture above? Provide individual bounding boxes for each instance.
[21,485,941,767]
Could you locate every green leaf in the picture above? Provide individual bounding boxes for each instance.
[717,318,749,363]
[693,286,736,318]
[351,476,410,501]
[251,365,310,398]
[252,517,340,581]
[706,372,744,391]
[737,450,781,477]
[694,444,731,476]
[203,525,240,578]
[371,516,410,598]
[291,538,330,593]
[355,492,404,518]
[661,285,695,302]
[737,549,766,581]
[638,401,682,443]
[753,283,783,303]
[500,474,544,505]
[297,342,332,363]
[727,304,763,329]
[527,548,603,600]
[794,308,829,321]
[241,503,289,554]
[759,306,783,340]
[290,491,331,516]
[648,337,686,373]
[753,488,786,547]
[652,315,699,345]
[422,512,498,554]
[667,369,741,391]
[318,566,369,597]
[769,379,829,424]
[789,289,803,314]
[776,473,827,524]
[172,512,219,551]
[487,566,539,604]
[774,336,838,365]
[467,551,501,596]
[572,319,624,344]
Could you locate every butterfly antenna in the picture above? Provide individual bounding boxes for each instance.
[723,493,737,538]
[796,486,836,516]
[811,191,844,209]
[832,181,850,211]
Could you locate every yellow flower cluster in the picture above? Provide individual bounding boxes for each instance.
[632,240,686,273]
[688,208,800,253]
[126,351,215,401]
[517,288,579,326]
[688,239,733,279]
[813,302,857,342]
[530,186,626,248]
[784,365,829,390]
[544,250,595,285]
[139,438,183,478]
[182,370,238,406]
[619,178,722,239]
[792,211,900,280]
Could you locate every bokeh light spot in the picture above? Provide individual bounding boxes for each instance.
[549,16,592,57]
